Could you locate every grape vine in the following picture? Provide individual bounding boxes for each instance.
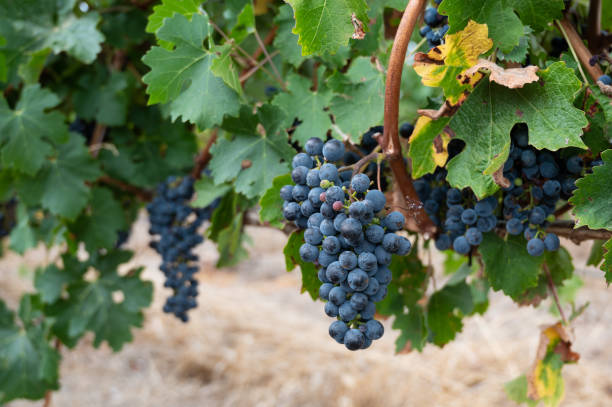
[0,0,611,406]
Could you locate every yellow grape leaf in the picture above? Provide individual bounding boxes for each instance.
[254,0,274,15]
[413,20,493,105]
[408,115,451,178]
[527,323,579,407]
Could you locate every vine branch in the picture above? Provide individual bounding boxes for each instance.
[380,0,435,235]
[557,18,603,83]
[587,0,602,51]
[98,176,153,201]
[543,263,569,326]
[338,145,381,176]
[191,130,218,179]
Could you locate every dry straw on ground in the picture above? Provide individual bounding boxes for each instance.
[3,213,611,407]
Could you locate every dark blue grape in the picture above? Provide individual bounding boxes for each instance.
[420,25,432,37]
[333,213,348,232]
[306,169,321,187]
[344,329,365,351]
[340,218,363,241]
[365,224,385,244]
[351,173,370,193]
[348,269,369,291]
[465,228,483,245]
[325,186,345,204]
[527,238,545,256]
[322,139,345,162]
[329,286,348,306]
[382,233,401,253]
[300,200,315,217]
[319,163,338,181]
[324,301,339,317]
[529,206,546,225]
[339,302,358,321]
[521,150,537,167]
[307,212,324,229]
[365,320,384,340]
[364,278,380,296]
[305,137,324,156]
[435,234,452,250]
[350,292,369,311]
[322,236,341,254]
[292,185,309,202]
[543,180,561,196]
[320,219,336,236]
[300,243,319,262]
[400,122,414,139]
[291,166,309,185]
[544,233,560,251]
[357,252,378,272]
[383,211,405,232]
[566,156,583,174]
[424,7,439,25]
[304,228,323,245]
[374,245,391,265]
[329,321,349,344]
[283,202,301,221]
[280,185,294,201]
[461,208,477,225]
[539,161,558,178]
[453,236,470,254]
[365,190,386,213]
[319,283,333,300]
[599,74,612,85]
[506,218,523,235]
[523,227,537,240]
[292,153,314,169]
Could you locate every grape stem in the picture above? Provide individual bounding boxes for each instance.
[380,0,436,236]
[97,176,153,201]
[543,263,569,326]
[192,130,219,179]
[556,19,603,83]
[587,0,602,51]
[337,146,381,175]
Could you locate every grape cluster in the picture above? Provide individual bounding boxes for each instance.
[499,125,591,256]
[281,138,412,350]
[147,176,218,322]
[419,3,449,50]
[414,169,498,255]
[419,124,599,257]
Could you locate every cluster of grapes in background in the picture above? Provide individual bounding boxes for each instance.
[147,176,218,322]
[420,1,449,50]
[0,199,17,239]
[280,138,412,350]
[417,125,601,257]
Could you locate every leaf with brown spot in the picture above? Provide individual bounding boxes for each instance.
[525,323,579,406]
[413,21,492,105]
[407,116,451,178]
[464,59,539,89]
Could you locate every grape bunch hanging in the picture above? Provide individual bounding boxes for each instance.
[281,138,412,350]
[147,176,218,322]
[418,125,602,257]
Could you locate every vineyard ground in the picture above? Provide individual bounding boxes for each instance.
[3,212,611,407]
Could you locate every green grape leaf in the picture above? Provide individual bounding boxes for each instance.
[377,253,429,351]
[210,44,243,95]
[447,62,588,198]
[569,149,612,230]
[408,116,451,178]
[283,230,321,300]
[273,73,333,146]
[0,1,104,66]
[193,176,231,208]
[259,174,292,229]
[69,188,126,253]
[438,0,523,52]
[8,203,36,254]
[48,251,152,351]
[0,299,60,403]
[142,13,240,129]
[17,133,101,220]
[602,238,612,283]
[0,35,6,82]
[426,279,473,346]
[73,69,131,126]
[329,57,385,142]
[35,264,78,304]
[587,240,606,267]
[17,48,51,84]
[229,2,255,43]
[211,104,295,199]
[215,211,250,268]
[0,85,69,175]
[480,233,543,297]
[511,0,564,30]
[273,5,305,67]
[497,27,531,63]
[145,0,201,35]
[505,375,538,407]
[285,0,369,56]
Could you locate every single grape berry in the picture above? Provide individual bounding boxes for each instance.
[527,238,545,256]
[332,201,343,211]
[544,233,560,251]
[305,137,324,156]
[506,218,523,235]
[453,236,470,255]
[329,321,349,344]
[344,329,365,351]
[351,173,370,193]
[365,320,384,340]
[292,153,314,169]
[365,190,386,212]
[465,228,483,246]
[598,74,612,86]
[399,122,414,139]
[322,139,345,162]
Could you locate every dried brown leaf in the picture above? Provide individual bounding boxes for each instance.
[351,13,365,40]
[465,59,539,89]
